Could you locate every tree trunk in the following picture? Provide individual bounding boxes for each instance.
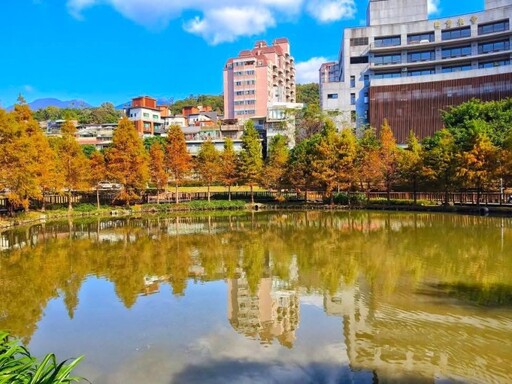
[68,191,73,212]
[207,183,211,203]
[228,185,232,201]
[96,188,100,210]
[413,177,417,205]
[386,180,391,203]
[42,193,46,212]
[250,184,254,204]
[477,186,481,207]
[175,183,179,204]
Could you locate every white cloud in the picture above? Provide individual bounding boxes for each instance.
[427,0,440,15]
[66,0,356,43]
[184,7,276,44]
[295,56,329,84]
[306,0,356,23]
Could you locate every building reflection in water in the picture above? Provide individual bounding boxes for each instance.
[228,256,300,348]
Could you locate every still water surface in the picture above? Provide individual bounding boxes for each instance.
[1,211,512,383]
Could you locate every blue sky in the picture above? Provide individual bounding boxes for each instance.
[0,0,484,107]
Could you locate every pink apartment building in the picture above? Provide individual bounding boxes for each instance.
[223,38,297,120]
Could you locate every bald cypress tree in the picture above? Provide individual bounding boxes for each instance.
[238,120,263,204]
[165,125,191,204]
[106,117,149,206]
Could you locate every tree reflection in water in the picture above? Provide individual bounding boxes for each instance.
[1,211,512,383]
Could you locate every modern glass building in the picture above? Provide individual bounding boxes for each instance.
[320,0,512,143]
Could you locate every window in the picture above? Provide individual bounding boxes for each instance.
[143,122,150,129]
[364,75,370,86]
[442,64,472,73]
[350,93,356,105]
[442,46,471,59]
[478,20,509,35]
[442,27,471,40]
[246,70,255,75]
[407,68,436,76]
[246,100,256,105]
[373,54,402,65]
[143,112,150,118]
[374,35,401,47]
[407,32,435,44]
[327,93,338,99]
[479,59,510,68]
[350,37,369,46]
[234,71,243,76]
[350,56,369,64]
[478,40,510,54]
[407,50,435,62]
[373,72,401,79]
[364,92,368,104]
[153,115,159,120]
[350,76,356,87]
[235,81,242,86]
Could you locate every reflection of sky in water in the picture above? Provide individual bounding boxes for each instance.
[29,278,370,384]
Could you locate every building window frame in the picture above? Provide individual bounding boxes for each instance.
[478,20,510,35]
[441,45,472,59]
[441,26,471,41]
[407,32,435,44]
[374,35,401,47]
[478,40,510,55]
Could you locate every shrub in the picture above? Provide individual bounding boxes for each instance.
[333,192,367,206]
[0,331,84,383]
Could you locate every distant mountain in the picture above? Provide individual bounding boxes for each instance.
[7,98,93,111]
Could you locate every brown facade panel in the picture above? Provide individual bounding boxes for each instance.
[369,73,512,143]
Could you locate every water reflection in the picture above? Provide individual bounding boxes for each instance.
[1,212,512,383]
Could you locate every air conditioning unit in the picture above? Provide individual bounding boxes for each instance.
[420,39,430,44]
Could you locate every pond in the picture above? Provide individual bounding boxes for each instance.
[1,211,512,383]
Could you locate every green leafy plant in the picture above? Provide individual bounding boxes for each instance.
[332,192,367,206]
[0,331,84,384]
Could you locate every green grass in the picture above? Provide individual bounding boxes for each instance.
[0,331,84,383]
[142,200,247,212]
[368,198,437,206]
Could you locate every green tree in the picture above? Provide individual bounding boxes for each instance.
[56,121,89,211]
[296,83,320,108]
[220,138,238,201]
[442,98,512,148]
[355,127,382,196]
[263,135,289,193]
[238,120,263,204]
[196,140,221,202]
[398,131,423,204]
[423,129,459,205]
[81,144,97,158]
[287,135,320,200]
[166,125,191,204]
[106,117,149,205]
